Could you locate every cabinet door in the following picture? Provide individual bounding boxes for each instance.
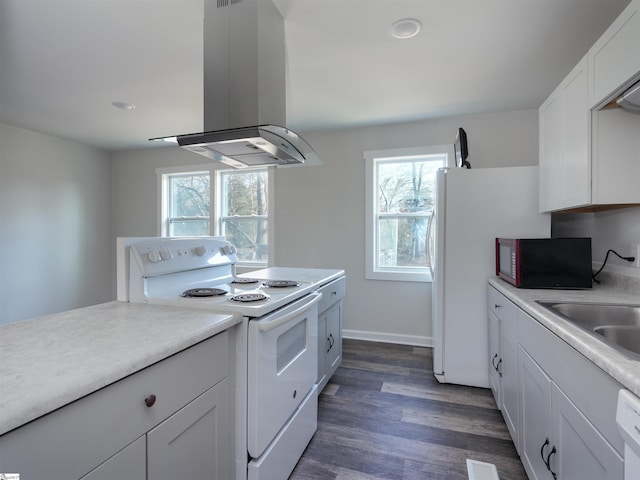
[589,0,640,107]
[519,348,553,480]
[488,310,501,408]
[501,326,519,451]
[147,378,231,480]
[551,384,623,480]
[80,436,146,480]
[539,87,565,212]
[326,302,342,375]
[539,55,590,212]
[317,312,328,388]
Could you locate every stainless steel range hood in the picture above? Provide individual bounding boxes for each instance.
[617,81,640,114]
[158,0,319,168]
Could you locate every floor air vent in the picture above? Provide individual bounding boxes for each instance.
[466,459,500,480]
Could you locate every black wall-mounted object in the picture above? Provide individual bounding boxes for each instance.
[455,128,471,168]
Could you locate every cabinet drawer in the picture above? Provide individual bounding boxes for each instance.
[0,331,229,479]
[488,285,516,317]
[317,276,346,314]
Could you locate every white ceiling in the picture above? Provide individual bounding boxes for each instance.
[0,0,631,151]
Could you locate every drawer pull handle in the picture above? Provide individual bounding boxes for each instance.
[546,446,557,479]
[540,438,550,463]
[145,394,157,408]
[494,304,501,309]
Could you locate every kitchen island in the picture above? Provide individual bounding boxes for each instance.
[0,301,239,479]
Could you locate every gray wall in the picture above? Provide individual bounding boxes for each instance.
[0,109,538,337]
[111,109,538,345]
[0,124,113,325]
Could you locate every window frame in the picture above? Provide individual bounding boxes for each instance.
[364,145,454,282]
[157,164,274,268]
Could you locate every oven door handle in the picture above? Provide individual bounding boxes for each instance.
[258,292,322,332]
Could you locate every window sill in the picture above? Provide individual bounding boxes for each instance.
[366,271,432,283]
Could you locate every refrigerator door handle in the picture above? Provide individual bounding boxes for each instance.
[426,210,436,277]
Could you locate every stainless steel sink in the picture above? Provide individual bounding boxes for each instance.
[537,302,640,357]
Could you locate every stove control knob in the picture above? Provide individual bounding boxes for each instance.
[222,244,237,255]
[195,245,207,257]
[159,247,173,261]
[147,250,162,263]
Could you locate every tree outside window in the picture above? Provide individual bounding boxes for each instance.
[365,146,452,282]
[161,168,269,265]
[219,170,268,263]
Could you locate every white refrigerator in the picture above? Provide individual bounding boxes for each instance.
[428,166,550,388]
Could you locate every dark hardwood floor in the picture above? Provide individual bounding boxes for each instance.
[289,339,528,480]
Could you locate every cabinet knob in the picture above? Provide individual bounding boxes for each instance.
[494,304,501,309]
[144,394,157,408]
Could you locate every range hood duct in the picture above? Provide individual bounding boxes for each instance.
[617,81,640,114]
[161,0,319,168]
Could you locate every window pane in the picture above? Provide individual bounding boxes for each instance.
[376,157,442,215]
[221,171,268,216]
[169,219,210,237]
[378,217,427,267]
[222,217,268,263]
[220,169,268,264]
[375,154,445,271]
[169,174,210,218]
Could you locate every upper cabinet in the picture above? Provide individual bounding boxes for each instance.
[539,56,590,212]
[539,0,640,213]
[589,0,640,109]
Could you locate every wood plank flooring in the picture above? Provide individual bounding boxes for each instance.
[289,339,528,480]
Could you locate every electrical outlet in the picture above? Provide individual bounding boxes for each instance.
[630,243,640,268]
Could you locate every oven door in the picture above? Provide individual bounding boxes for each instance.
[247,292,321,459]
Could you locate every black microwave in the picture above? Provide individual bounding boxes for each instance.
[495,238,592,289]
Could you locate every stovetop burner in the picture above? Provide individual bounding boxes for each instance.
[230,293,269,303]
[232,278,260,284]
[181,287,228,298]
[262,280,300,288]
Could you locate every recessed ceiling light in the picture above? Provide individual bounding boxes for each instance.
[390,18,422,39]
[112,101,135,111]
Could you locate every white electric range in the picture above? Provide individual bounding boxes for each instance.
[117,236,344,480]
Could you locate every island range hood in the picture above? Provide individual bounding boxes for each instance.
[617,80,640,114]
[156,0,319,169]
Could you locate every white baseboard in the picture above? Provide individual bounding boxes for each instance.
[342,329,432,347]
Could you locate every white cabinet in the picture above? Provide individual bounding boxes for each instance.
[81,437,146,480]
[0,331,234,480]
[488,310,502,405]
[589,0,640,108]
[487,285,624,479]
[538,55,591,212]
[539,0,640,213]
[316,277,345,392]
[552,384,623,480]
[519,348,623,480]
[147,379,231,480]
[488,287,520,450]
[519,348,553,480]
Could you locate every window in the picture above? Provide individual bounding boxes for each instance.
[166,172,210,236]
[218,169,269,263]
[159,166,271,266]
[364,145,452,282]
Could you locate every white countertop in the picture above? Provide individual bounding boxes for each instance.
[243,267,345,285]
[0,301,238,436]
[489,276,640,398]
